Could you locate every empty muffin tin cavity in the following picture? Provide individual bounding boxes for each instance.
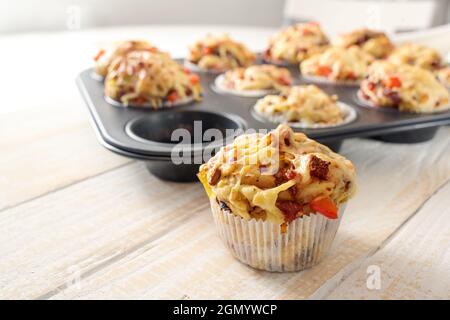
[125,110,246,155]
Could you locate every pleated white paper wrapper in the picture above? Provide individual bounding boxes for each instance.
[210,199,345,272]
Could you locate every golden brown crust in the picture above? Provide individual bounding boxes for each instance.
[198,125,357,224]
[95,40,158,77]
[333,28,394,59]
[265,23,330,64]
[105,50,202,108]
[188,34,256,72]
[388,43,442,70]
[220,65,292,92]
[254,85,345,125]
[300,46,374,83]
[360,60,449,113]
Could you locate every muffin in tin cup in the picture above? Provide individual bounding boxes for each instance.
[300,46,373,86]
[186,34,256,74]
[388,43,442,71]
[94,40,160,79]
[213,64,292,98]
[198,125,357,272]
[104,50,202,109]
[333,28,394,60]
[263,22,330,66]
[253,85,357,129]
[358,60,450,113]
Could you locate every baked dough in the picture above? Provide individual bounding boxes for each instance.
[359,60,449,113]
[94,40,158,77]
[187,34,256,72]
[333,28,393,59]
[300,46,374,83]
[264,23,329,65]
[105,50,202,108]
[254,85,347,125]
[388,43,442,70]
[198,125,356,224]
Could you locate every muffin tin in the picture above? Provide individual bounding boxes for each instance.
[77,58,450,181]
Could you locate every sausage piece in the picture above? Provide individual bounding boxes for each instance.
[309,155,330,180]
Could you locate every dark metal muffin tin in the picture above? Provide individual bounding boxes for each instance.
[77,59,450,181]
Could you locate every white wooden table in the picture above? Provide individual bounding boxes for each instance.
[1,25,449,300]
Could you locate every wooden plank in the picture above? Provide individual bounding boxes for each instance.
[324,180,450,300]
[0,162,208,299]
[1,127,449,299]
[0,107,130,210]
[0,33,131,210]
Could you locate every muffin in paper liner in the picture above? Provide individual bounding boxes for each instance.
[198,125,356,273]
[210,198,345,272]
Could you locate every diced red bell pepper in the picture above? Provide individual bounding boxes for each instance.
[94,49,105,61]
[386,76,402,88]
[202,46,214,55]
[316,65,332,77]
[167,91,179,103]
[310,196,338,219]
[189,74,200,85]
[278,75,292,86]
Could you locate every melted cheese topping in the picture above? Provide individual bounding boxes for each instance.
[198,125,356,224]
[188,34,256,72]
[254,85,344,124]
[95,40,158,77]
[388,43,442,70]
[265,23,329,64]
[333,29,393,59]
[221,65,292,91]
[360,60,450,113]
[105,50,202,108]
[300,46,374,82]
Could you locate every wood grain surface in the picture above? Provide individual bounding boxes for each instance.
[1,26,449,300]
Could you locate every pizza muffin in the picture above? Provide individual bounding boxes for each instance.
[187,34,256,72]
[300,46,374,83]
[333,28,394,59]
[94,40,159,77]
[215,64,292,96]
[254,85,355,127]
[359,60,449,113]
[198,124,356,271]
[264,22,330,65]
[388,43,442,70]
[436,66,450,88]
[105,50,202,109]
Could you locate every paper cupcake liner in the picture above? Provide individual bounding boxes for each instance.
[252,101,357,129]
[183,59,224,74]
[356,90,450,114]
[262,56,296,67]
[210,199,345,272]
[213,74,277,98]
[301,74,360,86]
[104,94,195,109]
